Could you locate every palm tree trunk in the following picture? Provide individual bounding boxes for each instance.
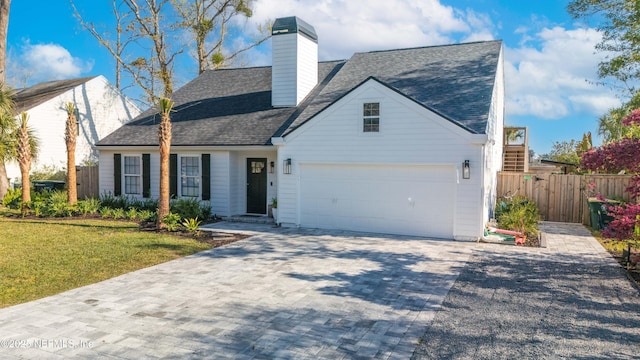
[0,162,9,201]
[0,0,10,84]
[67,142,76,203]
[0,0,12,201]
[65,103,77,205]
[157,98,173,229]
[18,113,31,216]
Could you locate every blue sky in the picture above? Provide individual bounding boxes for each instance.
[5,0,619,155]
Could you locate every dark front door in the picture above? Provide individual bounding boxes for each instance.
[247,158,267,214]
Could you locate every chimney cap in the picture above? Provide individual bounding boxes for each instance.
[272,16,317,43]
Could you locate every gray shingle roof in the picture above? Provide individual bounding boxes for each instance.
[97,40,502,147]
[285,40,502,135]
[12,77,98,114]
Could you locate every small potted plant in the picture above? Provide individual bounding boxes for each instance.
[271,197,278,222]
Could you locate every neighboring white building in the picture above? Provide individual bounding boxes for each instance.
[97,16,504,240]
[6,75,141,184]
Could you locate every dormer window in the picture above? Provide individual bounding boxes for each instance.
[363,102,379,132]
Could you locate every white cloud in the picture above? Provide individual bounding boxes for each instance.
[505,26,620,119]
[245,1,617,122]
[8,42,93,85]
[249,0,485,60]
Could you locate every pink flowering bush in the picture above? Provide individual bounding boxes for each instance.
[580,137,640,173]
[581,110,640,239]
[602,204,640,240]
[626,175,640,199]
[622,109,640,126]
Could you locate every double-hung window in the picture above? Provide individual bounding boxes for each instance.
[180,156,200,198]
[123,156,141,195]
[363,102,380,132]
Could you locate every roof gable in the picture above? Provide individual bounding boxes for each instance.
[12,76,98,113]
[284,40,502,136]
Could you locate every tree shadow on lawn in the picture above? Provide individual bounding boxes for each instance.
[0,217,138,230]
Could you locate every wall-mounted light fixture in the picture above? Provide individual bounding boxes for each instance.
[283,158,292,174]
[462,160,470,179]
[269,161,275,173]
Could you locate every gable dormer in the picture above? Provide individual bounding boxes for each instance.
[271,16,318,107]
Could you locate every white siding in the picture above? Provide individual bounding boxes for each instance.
[7,76,141,183]
[483,47,505,223]
[278,79,486,240]
[98,150,115,195]
[211,152,231,217]
[296,35,318,105]
[271,32,317,107]
[229,152,241,215]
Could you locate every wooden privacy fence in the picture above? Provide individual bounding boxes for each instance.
[497,172,636,224]
[76,165,99,199]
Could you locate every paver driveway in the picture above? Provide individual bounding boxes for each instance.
[0,224,476,359]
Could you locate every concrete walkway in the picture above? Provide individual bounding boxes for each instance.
[0,222,637,359]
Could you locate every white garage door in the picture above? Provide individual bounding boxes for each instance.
[299,164,455,238]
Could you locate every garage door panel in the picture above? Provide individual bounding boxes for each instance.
[299,164,454,238]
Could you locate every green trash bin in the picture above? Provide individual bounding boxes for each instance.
[587,198,619,230]
[32,180,66,193]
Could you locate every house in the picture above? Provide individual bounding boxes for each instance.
[6,76,141,184]
[97,16,504,240]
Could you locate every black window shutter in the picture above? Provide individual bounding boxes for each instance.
[142,154,151,198]
[169,154,178,199]
[113,153,122,196]
[201,154,211,201]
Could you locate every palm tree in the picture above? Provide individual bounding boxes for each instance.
[17,112,32,215]
[0,83,15,201]
[157,97,173,229]
[64,102,77,205]
[505,128,524,145]
[598,108,627,144]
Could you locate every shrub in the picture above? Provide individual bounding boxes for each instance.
[77,198,101,216]
[162,212,182,232]
[602,203,640,240]
[32,201,45,217]
[140,198,158,211]
[182,217,202,234]
[2,188,22,209]
[99,192,130,210]
[30,190,76,217]
[170,198,206,220]
[125,207,139,220]
[496,195,540,238]
[138,209,157,222]
[199,202,212,220]
[111,208,125,219]
[99,193,158,212]
[99,207,113,219]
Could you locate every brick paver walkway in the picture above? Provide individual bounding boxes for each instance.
[0,224,475,359]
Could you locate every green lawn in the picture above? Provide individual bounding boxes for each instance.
[0,217,211,308]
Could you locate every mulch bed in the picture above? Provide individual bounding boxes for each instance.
[2,212,251,250]
[138,219,251,248]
